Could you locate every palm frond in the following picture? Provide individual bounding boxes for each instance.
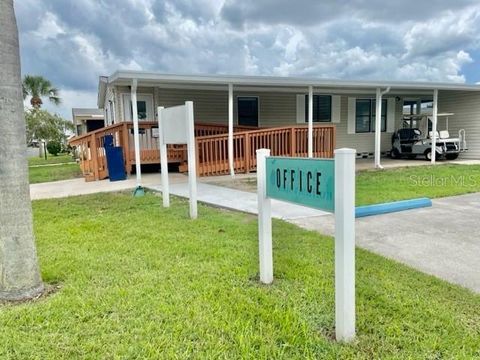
[22,75,61,107]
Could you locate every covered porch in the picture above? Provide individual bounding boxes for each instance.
[69,72,480,182]
[69,121,336,181]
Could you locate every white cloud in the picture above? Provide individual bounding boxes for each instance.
[33,12,65,39]
[14,0,480,119]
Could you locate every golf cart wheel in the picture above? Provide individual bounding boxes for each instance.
[425,149,442,161]
[446,154,459,160]
[425,149,432,160]
[390,148,400,159]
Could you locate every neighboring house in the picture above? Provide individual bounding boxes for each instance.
[70,71,480,181]
[72,108,105,136]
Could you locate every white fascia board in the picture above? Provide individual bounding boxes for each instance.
[107,70,480,92]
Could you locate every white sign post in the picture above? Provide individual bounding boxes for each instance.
[334,148,356,342]
[157,101,198,219]
[256,149,273,284]
[256,147,356,342]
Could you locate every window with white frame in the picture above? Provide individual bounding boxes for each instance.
[355,99,387,133]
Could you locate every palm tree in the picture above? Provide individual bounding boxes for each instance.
[0,0,44,300]
[23,75,61,109]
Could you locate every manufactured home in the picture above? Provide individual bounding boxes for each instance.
[69,71,480,181]
[72,108,105,136]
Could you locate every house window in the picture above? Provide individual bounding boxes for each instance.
[305,95,332,122]
[355,99,387,133]
[237,97,259,127]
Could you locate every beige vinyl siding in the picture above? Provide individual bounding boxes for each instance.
[156,89,297,126]
[438,90,480,159]
[155,88,401,153]
[157,89,228,124]
[112,86,480,158]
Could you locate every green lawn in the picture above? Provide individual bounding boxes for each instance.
[29,163,83,184]
[0,192,478,359]
[211,164,480,206]
[357,164,480,205]
[28,153,75,166]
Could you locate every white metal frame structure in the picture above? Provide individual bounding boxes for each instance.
[157,101,198,219]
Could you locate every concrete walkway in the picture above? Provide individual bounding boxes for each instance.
[30,173,165,200]
[290,193,480,294]
[148,181,329,220]
[356,157,480,171]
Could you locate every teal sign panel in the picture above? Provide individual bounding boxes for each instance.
[266,157,335,212]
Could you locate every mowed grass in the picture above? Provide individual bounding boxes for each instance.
[28,153,82,184]
[29,163,82,184]
[28,153,75,166]
[0,192,479,359]
[357,164,480,205]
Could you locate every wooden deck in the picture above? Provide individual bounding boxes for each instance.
[69,122,335,181]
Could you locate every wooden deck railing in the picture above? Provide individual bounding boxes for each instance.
[68,122,263,181]
[195,125,336,176]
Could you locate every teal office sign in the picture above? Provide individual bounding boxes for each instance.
[266,157,335,212]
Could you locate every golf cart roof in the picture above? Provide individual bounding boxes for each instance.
[405,113,455,120]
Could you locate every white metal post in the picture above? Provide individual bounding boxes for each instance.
[157,106,169,207]
[334,148,356,342]
[308,86,313,158]
[431,89,438,164]
[374,87,390,169]
[257,148,273,284]
[228,83,235,177]
[131,79,142,186]
[186,101,198,219]
[374,88,382,169]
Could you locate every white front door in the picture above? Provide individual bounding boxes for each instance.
[122,94,154,121]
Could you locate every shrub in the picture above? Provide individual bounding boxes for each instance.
[47,141,62,156]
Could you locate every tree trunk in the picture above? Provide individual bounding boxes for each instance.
[0,0,43,300]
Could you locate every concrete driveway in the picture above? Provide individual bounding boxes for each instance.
[290,193,480,293]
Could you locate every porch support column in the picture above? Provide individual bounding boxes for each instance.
[131,79,142,186]
[308,85,313,158]
[374,86,390,169]
[228,83,234,177]
[431,89,439,164]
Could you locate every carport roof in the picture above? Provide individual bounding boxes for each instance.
[98,70,480,107]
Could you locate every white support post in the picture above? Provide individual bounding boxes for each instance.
[257,148,273,284]
[131,79,142,187]
[186,101,198,219]
[431,89,438,164]
[374,87,390,169]
[374,88,382,169]
[308,86,313,158]
[228,83,235,177]
[157,106,169,207]
[334,148,356,342]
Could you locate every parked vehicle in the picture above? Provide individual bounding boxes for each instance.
[390,113,467,160]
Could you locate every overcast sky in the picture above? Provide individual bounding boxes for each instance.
[15,0,480,120]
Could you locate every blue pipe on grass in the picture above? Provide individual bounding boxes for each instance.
[355,198,432,218]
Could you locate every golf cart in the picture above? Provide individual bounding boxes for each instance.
[390,113,467,160]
